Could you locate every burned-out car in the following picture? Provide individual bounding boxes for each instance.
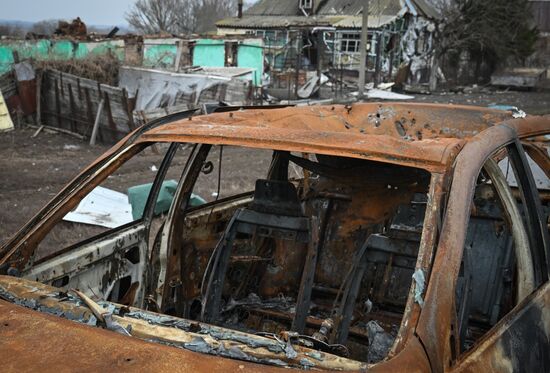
[0,103,549,372]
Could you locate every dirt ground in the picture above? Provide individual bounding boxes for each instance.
[0,129,272,248]
[412,89,550,115]
[1,90,549,248]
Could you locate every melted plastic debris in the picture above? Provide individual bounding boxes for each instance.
[300,357,316,369]
[366,320,395,363]
[511,107,527,119]
[412,269,425,307]
[305,351,323,361]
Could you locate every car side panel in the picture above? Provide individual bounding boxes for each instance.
[451,281,550,373]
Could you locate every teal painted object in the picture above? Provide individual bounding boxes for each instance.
[0,39,126,74]
[0,37,264,85]
[127,180,206,220]
[237,39,264,86]
[192,38,264,85]
[0,46,15,74]
[193,39,225,67]
[488,104,517,111]
[51,40,74,59]
[143,44,177,67]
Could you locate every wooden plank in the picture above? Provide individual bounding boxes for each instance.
[67,83,77,132]
[41,110,97,125]
[76,77,82,100]
[59,71,64,96]
[54,77,62,129]
[35,70,42,126]
[27,123,86,140]
[90,99,105,146]
[122,88,136,132]
[31,125,44,138]
[84,87,94,135]
[103,92,118,142]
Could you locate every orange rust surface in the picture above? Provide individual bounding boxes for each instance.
[0,300,291,373]
[139,103,515,172]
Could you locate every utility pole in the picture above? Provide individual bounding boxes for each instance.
[358,0,369,98]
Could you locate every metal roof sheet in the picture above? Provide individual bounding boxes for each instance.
[217,16,341,29]
[220,0,440,30]
[244,0,440,18]
[245,0,301,16]
[139,103,514,172]
[331,15,399,29]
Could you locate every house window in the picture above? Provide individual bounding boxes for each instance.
[340,32,361,53]
[300,0,313,9]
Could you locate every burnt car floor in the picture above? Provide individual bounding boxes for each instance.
[0,103,549,372]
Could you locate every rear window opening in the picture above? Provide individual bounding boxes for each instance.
[149,148,432,365]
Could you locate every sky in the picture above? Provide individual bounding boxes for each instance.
[0,0,139,26]
[0,0,259,27]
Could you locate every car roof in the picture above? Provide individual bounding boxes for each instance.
[138,103,514,173]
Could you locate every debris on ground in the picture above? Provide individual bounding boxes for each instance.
[491,68,546,90]
[366,321,396,363]
[63,186,133,228]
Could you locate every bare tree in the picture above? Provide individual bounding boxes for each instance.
[193,0,236,34]
[126,0,236,35]
[30,19,59,35]
[173,0,201,34]
[437,0,537,75]
[126,0,181,34]
[0,24,26,37]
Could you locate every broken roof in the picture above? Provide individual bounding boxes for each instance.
[217,15,398,30]
[138,103,513,173]
[249,0,439,18]
[219,0,440,30]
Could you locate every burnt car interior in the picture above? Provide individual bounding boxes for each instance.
[146,146,432,363]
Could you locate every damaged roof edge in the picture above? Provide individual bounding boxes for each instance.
[138,102,520,172]
[0,276,368,371]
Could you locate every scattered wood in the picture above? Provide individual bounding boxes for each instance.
[27,123,86,140]
[31,125,44,138]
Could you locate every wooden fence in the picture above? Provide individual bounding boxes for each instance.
[41,69,136,143]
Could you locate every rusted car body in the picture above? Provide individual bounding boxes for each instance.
[0,103,548,372]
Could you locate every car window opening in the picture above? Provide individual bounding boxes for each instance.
[147,147,433,365]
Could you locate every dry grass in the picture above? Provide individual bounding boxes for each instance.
[34,54,121,86]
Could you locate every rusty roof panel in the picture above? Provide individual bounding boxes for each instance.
[139,103,512,172]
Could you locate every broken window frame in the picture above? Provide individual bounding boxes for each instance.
[8,142,192,304]
[450,152,536,360]
[448,137,550,366]
[339,32,361,53]
[149,142,446,358]
[415,123,550,372]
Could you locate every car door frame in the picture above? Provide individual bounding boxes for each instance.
[1,141,185,307]
[415,117,550,373]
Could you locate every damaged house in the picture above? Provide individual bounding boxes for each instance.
[217,0,441,94]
